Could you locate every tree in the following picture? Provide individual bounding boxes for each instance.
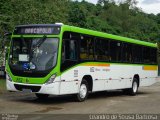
[68,1,87,27]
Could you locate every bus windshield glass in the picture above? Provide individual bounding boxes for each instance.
[9,37,58,72]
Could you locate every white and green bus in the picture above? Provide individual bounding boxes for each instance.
[6,23,158,101]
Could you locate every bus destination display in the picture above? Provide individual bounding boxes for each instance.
[14,26,61,35]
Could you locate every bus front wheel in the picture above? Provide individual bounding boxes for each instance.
[76,79,89,102]
[35,93,49,99]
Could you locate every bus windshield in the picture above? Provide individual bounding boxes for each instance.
[9,37,58,72]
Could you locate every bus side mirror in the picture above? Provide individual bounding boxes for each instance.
[4,32,12,37]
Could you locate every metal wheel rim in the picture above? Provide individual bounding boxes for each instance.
[79,84,87,99]
[133,82,138,93]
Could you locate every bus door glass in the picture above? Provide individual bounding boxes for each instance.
[61,39,78,71]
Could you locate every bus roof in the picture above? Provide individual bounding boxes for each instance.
[62,25,157,48]
[13,24,156,48]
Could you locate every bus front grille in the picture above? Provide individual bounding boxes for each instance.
[14,84,41,92]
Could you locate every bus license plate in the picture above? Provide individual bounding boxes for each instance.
[22,89,32,93]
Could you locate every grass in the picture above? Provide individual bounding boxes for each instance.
[0,78,6,93]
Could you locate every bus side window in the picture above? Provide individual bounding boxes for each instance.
[150,48,157,64]
[62,42,65,63]
[80,36,94,60]
[143,47,151,64]
[61,39,78,71]
[62,40,77,60]
[70,40,76,60]
[61,32,79,72]
[110,40,122,62]
[95,38,110,61]
[133,45,143,63]
[122,43,133,63]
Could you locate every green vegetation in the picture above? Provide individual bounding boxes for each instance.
[0,0,160,64]
[0,0,160,42]
[0,79,6,93]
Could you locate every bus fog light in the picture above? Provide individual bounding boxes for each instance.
[46,74,56,84]
[6,73,12,82]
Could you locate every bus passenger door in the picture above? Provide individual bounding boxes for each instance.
[60,39,79,94]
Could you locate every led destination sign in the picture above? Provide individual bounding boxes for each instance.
[14,26,61,35]
[24,27,53,34]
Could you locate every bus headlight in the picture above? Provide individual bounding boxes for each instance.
[45,74,56,85]
[6,73,12,82]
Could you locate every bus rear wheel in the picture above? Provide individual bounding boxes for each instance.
[124,78,139,96]
[35,93,49,99]
[123,78,139,96]
[131,79,139,95]
[76,79,89,102]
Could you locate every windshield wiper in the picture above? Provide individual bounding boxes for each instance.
[32,35,47,51]
[29,35,47,61]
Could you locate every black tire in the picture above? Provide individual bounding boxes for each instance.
[129,78,139,96]
[35,93,49,99]
[76,79,89,102]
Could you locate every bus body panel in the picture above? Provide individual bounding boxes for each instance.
[59,68,80,94]
[59,63,157,94]
[6,63,158,95]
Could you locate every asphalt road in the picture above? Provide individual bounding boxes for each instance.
[0,80,160,120]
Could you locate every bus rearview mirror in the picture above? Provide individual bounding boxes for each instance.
[4,32,12,37]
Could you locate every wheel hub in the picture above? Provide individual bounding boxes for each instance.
[79,84,87,99]
[133,82,138,93]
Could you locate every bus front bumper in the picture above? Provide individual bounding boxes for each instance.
[6,80,60,95]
